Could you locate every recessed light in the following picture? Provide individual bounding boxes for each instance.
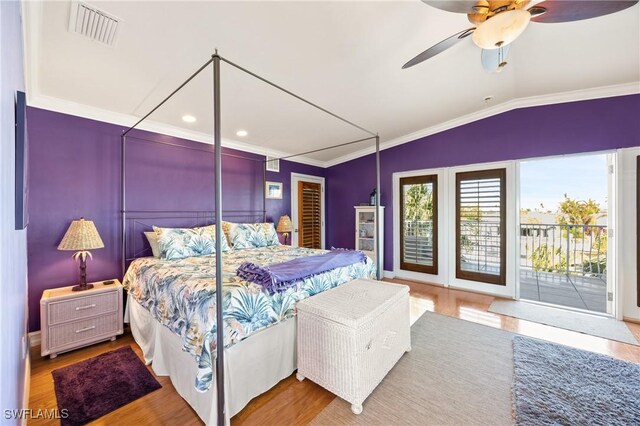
[182,115,196,123]
[236,130,248,137]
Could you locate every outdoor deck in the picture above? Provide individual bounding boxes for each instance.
[519,269,607,313]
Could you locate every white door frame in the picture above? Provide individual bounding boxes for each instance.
[607,152,618,318]
[516,150,617,316]
[291,173,326,249]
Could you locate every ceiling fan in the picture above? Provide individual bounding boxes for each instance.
[403,0,638,72]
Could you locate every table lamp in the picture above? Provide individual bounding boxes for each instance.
[277,215,293,245]
[58,218,104,291]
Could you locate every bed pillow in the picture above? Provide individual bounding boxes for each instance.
[221,221,234,247]
[228,222,280,249]
[144,231,161,258]
[153,225,230,260]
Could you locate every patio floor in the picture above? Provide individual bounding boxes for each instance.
[520,269,608,313]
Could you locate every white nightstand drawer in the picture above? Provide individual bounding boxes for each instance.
[48,291,118,325]
[48,313,119,350]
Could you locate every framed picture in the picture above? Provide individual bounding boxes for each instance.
[15,91,28,230]
[265,181,283,199]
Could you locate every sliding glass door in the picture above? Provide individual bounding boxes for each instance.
[400,175,438,274]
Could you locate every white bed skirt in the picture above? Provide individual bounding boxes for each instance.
[125,296,297,425]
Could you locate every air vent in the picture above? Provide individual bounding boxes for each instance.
[266,156,280,172]
[68,1,120,46]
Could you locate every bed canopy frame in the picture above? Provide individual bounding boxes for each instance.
[120,51,380,425]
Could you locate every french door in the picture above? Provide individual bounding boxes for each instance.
[399,175,438,274]
[393,162,515,298]
[455,169,506,285]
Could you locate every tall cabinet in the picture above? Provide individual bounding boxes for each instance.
[354,206,385,276]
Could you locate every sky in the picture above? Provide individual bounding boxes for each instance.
[520,153,608,211]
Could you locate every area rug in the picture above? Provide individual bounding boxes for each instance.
[512,336,640,425]
[52,346,161,425]
[488,299,638,345]
[310,311,515,425]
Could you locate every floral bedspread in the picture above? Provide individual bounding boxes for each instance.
[122,245,375,391]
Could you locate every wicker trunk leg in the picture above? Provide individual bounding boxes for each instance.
[296,372,305,382]
[351,404,363,415]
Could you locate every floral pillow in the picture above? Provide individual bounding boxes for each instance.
[153,225,230,260]
[228,222,280,249]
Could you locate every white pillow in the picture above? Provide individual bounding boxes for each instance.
[144,231,161,258]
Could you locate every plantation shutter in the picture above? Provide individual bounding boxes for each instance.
[456,168,506,285]
[298,181,322,249]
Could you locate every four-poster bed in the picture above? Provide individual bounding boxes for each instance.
[120,52,382,425]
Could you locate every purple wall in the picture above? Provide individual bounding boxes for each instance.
[266,160,326,232]
[27,94,639,331]
[327,94,640,271]
[26,107,322,332]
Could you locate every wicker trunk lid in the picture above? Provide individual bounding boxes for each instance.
[297,279,408,328]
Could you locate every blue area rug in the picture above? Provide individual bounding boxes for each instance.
[512,336,640,425]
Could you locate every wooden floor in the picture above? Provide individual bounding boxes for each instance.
[28,279,640,425]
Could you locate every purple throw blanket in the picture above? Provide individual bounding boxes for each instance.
[237,249,367,294]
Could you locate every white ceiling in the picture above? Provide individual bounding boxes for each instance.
[23,1,640,165]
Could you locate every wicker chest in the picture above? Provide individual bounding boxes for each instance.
[296,279,411,414]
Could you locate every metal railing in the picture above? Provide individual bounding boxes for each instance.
[403,220,434,266]
[520,223,607,277]
[402,221,607,279]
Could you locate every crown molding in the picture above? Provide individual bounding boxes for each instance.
[27,81,639,170]
[27,93,326,168]
[323,82,640,167]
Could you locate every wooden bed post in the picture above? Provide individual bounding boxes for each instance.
[375,134,381,280]
[213,51,226,426]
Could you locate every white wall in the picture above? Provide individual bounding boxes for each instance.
[617,148,640,321]
[0,0,29,421]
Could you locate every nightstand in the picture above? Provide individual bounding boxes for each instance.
[40,279,123,358]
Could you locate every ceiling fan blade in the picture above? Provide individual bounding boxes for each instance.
[481,45,511,73]
[531,0,638,23]
[422,0,480,14]
[402,28,475,69]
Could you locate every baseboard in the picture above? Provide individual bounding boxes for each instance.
[383,270,395,279]
[28,331,41,348]
[21,353,30,426]
[623,316,640,325]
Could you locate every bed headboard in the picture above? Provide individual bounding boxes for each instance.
[123,209,266,269]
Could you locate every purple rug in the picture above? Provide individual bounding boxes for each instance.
[52,346,161,425]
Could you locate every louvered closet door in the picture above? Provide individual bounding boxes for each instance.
[456,168,506,285]
[298,181,322,249]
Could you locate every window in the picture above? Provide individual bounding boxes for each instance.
[400,175,438,274]
[456,168,506,285]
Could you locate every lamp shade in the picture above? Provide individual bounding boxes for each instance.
[58,218,104,251]
[472,9,531,49]
[276,215,293,233]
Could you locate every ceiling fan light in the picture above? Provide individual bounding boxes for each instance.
[472,9,531,49]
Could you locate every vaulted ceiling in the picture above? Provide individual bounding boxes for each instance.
[23,1,640,166]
